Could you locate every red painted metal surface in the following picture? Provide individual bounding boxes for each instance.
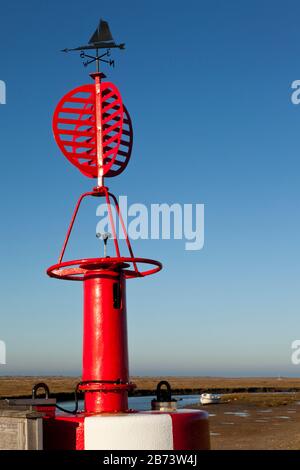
[47,257,162,281]
[82,271,132,413]
[47,186,162,281]
[170,411,210,450]
[47,187,161,413]
[106,105,133,177]
[43,415,85,450]
[48,62,163,417]
[52,75,133,180]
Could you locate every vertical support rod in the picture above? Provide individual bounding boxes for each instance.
[82,270,129,413]
[94,73,104,187]
[104,189,121,257]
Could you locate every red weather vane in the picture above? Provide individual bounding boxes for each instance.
[53,19,132,187]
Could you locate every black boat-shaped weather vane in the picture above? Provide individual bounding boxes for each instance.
[62,19,125,70]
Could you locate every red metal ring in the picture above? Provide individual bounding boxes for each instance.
[47,257,162,281]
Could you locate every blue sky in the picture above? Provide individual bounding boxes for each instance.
[0,0,299,377]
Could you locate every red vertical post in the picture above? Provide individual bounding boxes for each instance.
[82,269,129,413]
[94,72,104,188]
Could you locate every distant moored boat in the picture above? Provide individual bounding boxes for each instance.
[200,393,221,405]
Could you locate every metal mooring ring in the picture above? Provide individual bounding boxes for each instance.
[156,381,172,402]
[32,382,50,400]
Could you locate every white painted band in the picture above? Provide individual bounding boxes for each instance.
[84,413,173,450]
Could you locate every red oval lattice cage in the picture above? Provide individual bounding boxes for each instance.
[52,83,133,178]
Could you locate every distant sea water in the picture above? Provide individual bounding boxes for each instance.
[58,394,200,413]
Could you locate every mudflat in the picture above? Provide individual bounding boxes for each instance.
[189,397,300,450]
[1,376,300,397]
